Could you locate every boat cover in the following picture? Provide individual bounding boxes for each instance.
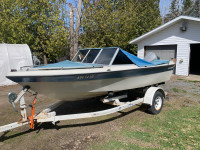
[120,49,169,67]
[35,60,103,69]
[35,47,169,69]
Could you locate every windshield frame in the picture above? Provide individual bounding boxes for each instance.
[72,48,120,66]
[81,49,91,62]
[108,48,120,66]
[71,49,90,62]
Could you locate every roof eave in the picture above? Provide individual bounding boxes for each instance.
[129,16,200,44]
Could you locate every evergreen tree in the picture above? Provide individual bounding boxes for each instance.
[182,0,193,16]
[22,0,69,63]
[164,0,200,23]
[193,0,200,17]
[164,0,180,23]
[0,0,32,44]
[0,0,69,63]
[81,0,161,53]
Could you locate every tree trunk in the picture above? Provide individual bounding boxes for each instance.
[43,54,47,64]
[73,0,82,57]
[69,3,74,60]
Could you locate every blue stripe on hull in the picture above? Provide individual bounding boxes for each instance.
[7,65,174,83]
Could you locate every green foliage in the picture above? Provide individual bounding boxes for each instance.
[182,0,193,16]
[81,0,162,54]
[0,0,162,60]
[0,0,32,44]
[0,0,69,62]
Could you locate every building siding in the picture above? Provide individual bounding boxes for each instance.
[137,20,200,76]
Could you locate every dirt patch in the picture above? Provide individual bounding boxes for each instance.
[0,75,199,150]
[182,74,200,81]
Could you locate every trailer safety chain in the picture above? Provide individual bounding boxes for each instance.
[28,93,37,129]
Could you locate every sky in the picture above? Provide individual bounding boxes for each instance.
[159,0,172,17]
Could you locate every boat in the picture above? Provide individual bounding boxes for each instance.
[6,47,174,101]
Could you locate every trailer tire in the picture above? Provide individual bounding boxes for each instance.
[148,91,164,115]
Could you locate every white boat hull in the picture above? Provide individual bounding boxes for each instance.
[16,68,173,101]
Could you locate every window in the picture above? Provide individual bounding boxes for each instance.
[72,50,89,62]
[83,49,101,63]
[94,48,117,65]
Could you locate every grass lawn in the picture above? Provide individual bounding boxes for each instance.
[90,105,200,149]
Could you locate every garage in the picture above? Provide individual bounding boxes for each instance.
[129,16,200,76]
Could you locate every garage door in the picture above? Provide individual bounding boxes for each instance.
[145,45,177,60]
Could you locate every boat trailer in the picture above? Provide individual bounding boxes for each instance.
[0,86,166,133]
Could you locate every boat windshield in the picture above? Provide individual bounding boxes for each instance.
[72,49,89,62]
[72,48,118,65]
[94,48,117,65]
[83,49,101,63]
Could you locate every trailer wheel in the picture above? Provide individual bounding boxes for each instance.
[148,91,164,115]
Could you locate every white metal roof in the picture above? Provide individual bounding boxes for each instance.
[129,16,200,44]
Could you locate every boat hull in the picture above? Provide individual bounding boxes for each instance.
[7,64,174,101]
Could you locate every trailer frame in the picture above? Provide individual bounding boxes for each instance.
[0,86,165,133]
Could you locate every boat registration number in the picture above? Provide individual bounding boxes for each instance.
[77,74,95,80]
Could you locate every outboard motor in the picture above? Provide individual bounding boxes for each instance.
[144,52,159,62]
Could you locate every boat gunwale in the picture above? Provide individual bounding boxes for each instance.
[7,64,174,79]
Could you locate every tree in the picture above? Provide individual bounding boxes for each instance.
[164,0,200,23]
[21,0,69,63]
[74,0,82,57]
[69,3,75,60]
[182,0,193,16]
[0,0,69,63]
[164,0,181,23]
[81,0,162,54]
[0,0,32,44]
[193,0,200,17]
[0,0,163,60]
[68,0,83,60]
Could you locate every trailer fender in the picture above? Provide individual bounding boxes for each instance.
[143,87,165,106]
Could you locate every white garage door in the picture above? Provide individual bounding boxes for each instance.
[145,45,177,60]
